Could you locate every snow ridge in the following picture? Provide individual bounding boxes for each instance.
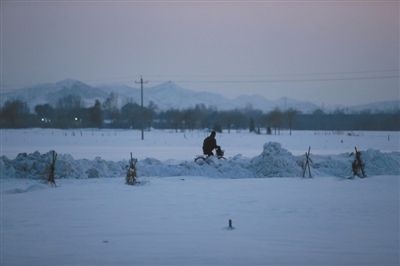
[1,142,399,179]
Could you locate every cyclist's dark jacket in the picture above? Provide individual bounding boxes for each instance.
[203,135,217,156]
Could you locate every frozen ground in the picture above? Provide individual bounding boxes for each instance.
[1,128,399,160]
[2,141,400,179]
[1,129,399,265]
[1,176,399,266]
[1,129,399,179]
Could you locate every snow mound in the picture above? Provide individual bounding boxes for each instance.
[1,151,126,179]
[362,149,400,176]
[1,142,399,179]
[56,155,126,179]
[311,150,400,177]
[312,154,351,177]
[1,152,50,179]
[137,156,253,178]
[250,142,302,177]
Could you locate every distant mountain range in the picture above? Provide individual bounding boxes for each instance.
[1,79,399,114]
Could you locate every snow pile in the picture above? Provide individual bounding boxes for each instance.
[56,154,126,179]
[250,142,302,177]
[1,142,399,179]
[362,149,400,176]
[312,154,352,177]
[0,151,126,179]
[137,156,253,178]
[311,150,400,177]
[0,152,50,179]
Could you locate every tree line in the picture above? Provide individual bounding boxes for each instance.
[1,94,399,131]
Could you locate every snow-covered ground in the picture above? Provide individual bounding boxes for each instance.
[1,129,399,179]
[1,129,399,265]
[2,176,399,266]
[2,128,399,160]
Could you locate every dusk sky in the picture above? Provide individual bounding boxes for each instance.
[1,0,399,106]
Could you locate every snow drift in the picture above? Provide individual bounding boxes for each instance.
[250,142,303,177]
[1,142,399,179]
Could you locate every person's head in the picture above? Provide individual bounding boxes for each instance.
[210,131,216,138]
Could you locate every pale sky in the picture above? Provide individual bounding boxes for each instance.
[1,0,399,106]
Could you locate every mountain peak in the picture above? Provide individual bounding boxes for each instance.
[56,79,89,88]
[153,80,182,90]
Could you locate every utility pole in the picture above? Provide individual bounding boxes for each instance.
[135,75,148,140]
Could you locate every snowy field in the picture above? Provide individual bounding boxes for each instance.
[1,129,400,265]
[2,176,399,266]
[1,128,399,161]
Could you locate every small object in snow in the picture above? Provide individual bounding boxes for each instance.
[102,240,109,244]
[227,219,234,230]
[126,152,138,185]
[48,150,57,186]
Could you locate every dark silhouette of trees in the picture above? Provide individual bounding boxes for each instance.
[88,100,103,128]
[35,104,55,127]
[120,102,141,128]
[249,118,255,133]
[268,108,283,135]
[1,100,31,127]
[220,111,236,133]
[57,94,82,110]
[1,94,399,131]
[102,92,119,125]
[284,108,299,136]
[55,95,84,128]
[143,102,157,129]
[35,104,54,119]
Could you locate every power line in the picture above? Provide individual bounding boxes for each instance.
[95,69,400,84]
[152,75,399,84]
[1,70,398,89]
[146,69,399,80]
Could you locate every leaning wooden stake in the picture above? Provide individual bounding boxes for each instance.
[302,146,312,178]
[48,150,57,186]
[126,152,138,185]
[351,146,366,178]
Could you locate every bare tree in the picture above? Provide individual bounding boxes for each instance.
[285,108,299,136]
[269,108,282,135]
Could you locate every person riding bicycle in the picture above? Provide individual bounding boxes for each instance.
[202,131,220,156]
